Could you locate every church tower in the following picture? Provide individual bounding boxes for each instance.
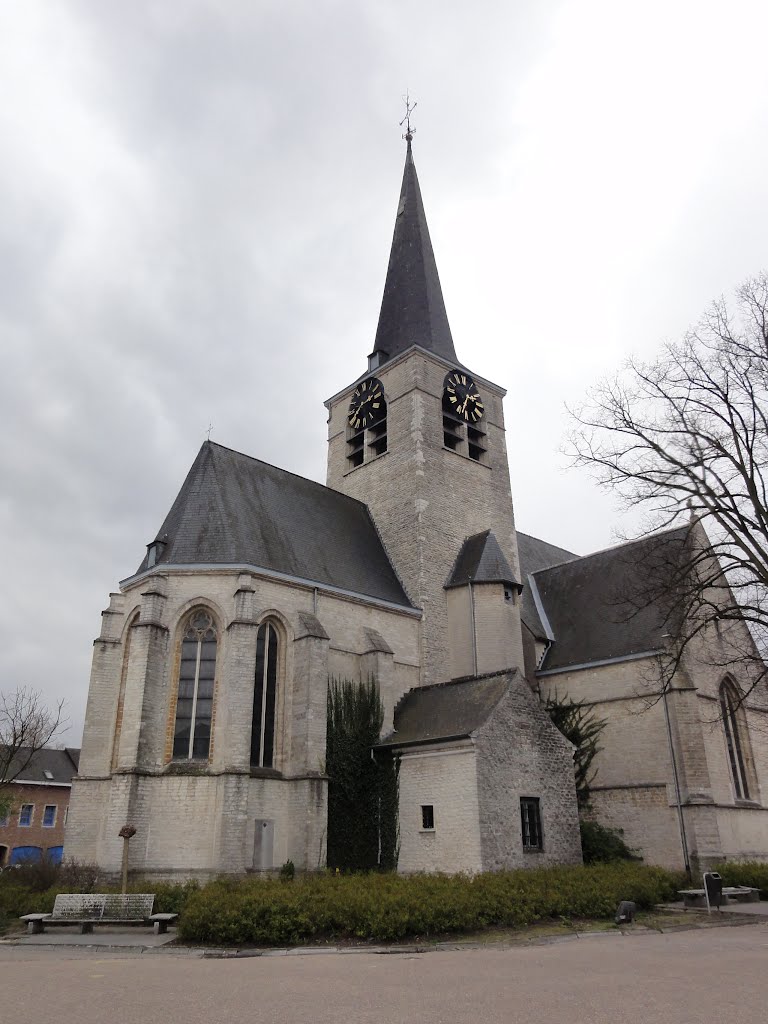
[326,135,525,685]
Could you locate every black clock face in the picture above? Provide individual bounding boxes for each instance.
[348,377,385,430]
[444,371,484,422]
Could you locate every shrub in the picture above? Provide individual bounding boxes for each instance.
[178,862,682,946]
[279,860,295,882]
[580,820,639,864]
[711,861,768,898]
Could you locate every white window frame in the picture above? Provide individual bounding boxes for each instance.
[19,804,34,827]
[42,805,57,828]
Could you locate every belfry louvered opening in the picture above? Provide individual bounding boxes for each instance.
[346,377,387,468]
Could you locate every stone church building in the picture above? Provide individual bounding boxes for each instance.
[67,137,768,879]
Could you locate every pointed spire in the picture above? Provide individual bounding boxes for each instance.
[371,138,458,366]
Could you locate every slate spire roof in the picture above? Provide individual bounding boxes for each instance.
[130,441,413,608]
[446,530,520,590]
[372,138,458,366]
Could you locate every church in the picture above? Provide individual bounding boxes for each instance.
[66,133,768,879]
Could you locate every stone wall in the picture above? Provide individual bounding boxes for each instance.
[536,626,768,870]
[326,348,525,687]
[473,674,582,870]
[67,564,420,877]
[397,742,483,874]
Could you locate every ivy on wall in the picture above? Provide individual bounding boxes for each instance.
[326,678,399,871]
[544,691,606,808]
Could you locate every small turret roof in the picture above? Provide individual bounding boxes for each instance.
[446,530,520,589]
[372,140,458,365]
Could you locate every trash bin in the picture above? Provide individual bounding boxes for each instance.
[703,871,723,910]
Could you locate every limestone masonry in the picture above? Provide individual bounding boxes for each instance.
[66,138,768,878]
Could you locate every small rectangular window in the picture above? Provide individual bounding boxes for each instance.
[421,805,434,830]
[520,797,542,850]
[42,805,57,828]
[64,806,69,827]
[19,804,34,827]
[0,811,9,827]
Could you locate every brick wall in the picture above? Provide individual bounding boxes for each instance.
[0,783,71,866]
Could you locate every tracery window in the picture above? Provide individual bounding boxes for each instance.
[251,620,280,768]
[720,679,750,800]
[172,609,217,760]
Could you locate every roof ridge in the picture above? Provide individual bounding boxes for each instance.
[531,524,691,577]
[204,441,378,514]
[413,669,515,694]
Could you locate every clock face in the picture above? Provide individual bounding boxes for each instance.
[444,371,484,422]
[348,377,385,430]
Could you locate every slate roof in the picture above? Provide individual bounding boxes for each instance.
[532,527,690,672]
[372,140,458,366]
[6,747,80,785]
[131,442,413,608]
[376,672,513,748]
[446,530,520,589]
[517,531,579,640]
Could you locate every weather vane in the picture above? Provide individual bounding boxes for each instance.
[206,422,213,441]
[400,92,417,143]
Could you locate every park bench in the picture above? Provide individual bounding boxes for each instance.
[678,885,761,909]
[20,893,178,935]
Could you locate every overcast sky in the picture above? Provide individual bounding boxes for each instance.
[2,0,768,744]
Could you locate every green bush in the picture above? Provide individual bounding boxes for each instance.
[178,863,683,946]
[711,861,768,898]
[579,820,640,864]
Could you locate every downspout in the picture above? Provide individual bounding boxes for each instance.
[469,580,478,677]
[659,654,691,877]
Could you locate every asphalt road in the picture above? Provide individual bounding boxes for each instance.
[2,925,766,1024]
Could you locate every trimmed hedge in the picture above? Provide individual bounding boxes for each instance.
[178,863,683,945]
[712,861,768,897]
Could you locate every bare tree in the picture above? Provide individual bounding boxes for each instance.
[569,272,768,701]
[0,688,66,810]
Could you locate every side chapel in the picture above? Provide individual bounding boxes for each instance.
[67,133,768,878]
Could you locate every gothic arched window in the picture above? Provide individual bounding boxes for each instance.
[251,620,280,768]
[720,679,750,800]
[111,612,139,770]
[173,609,218,760]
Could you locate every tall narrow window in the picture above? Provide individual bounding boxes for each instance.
[720,680,750,800]
[520,797,543,850]
[251,621,279,768]
[173,609,217,760]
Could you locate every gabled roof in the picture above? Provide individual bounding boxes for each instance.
[532,527,690,672]
[372,140,458,365]
[517,531,579,640]
[6,747,80,785]
[376,672,514,748]
[446,530,519,589]
[132,442,414,608]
